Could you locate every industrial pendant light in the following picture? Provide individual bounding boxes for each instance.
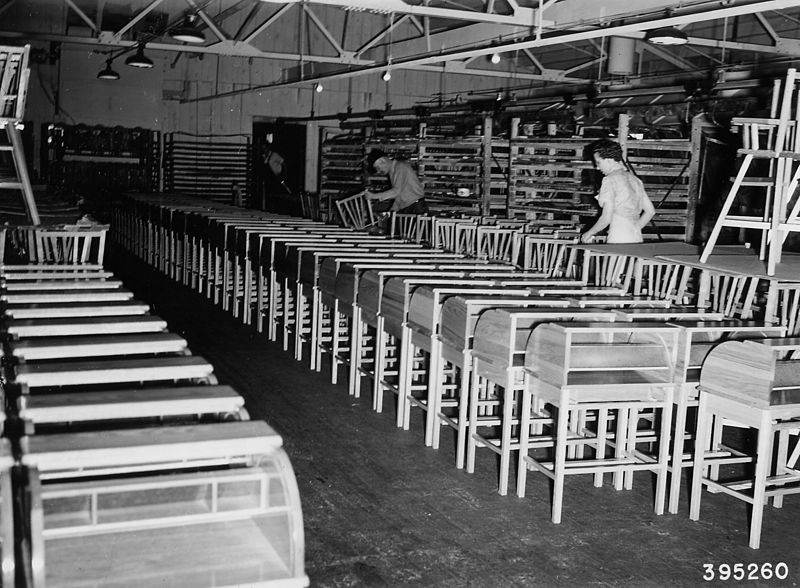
[125,44,154,68]
[96,59,120,80]
[170,14,205,44]
[644,26,689,45]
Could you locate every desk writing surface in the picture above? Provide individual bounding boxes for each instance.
[22,421,282,470]
[572,241,700,259]
[3,300,151,318]
[666,319,786,332]
[656,248,800,282]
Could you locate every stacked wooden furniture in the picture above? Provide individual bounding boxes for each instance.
[691,338,800,548]
[624,137,695,241]
[164,134,253,206]
[1,223,307,587]
[506,130,594,223]
[418,135,485,214]
[319,133,365,222]
[44,123,160,197]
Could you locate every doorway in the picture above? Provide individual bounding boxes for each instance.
[253,121,306,215]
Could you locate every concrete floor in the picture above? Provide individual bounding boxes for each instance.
[108,248,800,588]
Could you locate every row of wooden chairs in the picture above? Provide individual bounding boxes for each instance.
[0,261,307,586]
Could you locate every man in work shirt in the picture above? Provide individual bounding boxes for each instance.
[365,149,428,214]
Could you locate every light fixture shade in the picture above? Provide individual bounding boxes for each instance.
[171,15,205,44]
[314,83,323,93]
[644,26,688,45]
[125,45,154,68]
[382,70,392,81]
[97,60,119,80]
[490,53,501,64]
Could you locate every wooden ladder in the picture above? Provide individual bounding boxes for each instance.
[0,44,39,224]
[700,68,800,275]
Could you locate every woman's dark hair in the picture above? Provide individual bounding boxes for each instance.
[367,149,388,172]
[590,139,624,162]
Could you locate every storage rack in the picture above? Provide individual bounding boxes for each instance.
[163,134,253,206]
[43,123,160,196]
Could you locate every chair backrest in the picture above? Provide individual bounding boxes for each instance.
[336,192,378,230]
[32,224,109,265]
[476,226,521,263]
[521,235,578,277]
[390,213,421,242]
[300,192,321,221]
[0,44,30,121]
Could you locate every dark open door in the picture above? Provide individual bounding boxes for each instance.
[253,121,306,215]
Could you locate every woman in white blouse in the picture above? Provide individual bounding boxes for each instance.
[580,140,655,244]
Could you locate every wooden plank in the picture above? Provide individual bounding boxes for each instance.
[21,421,282,471]
[9,332,188,361]
[19,385,244,424]
[4,315,167,337]
[13,356,215,388]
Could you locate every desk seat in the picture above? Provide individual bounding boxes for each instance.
[13,356,216,389]
[1,279,122,291]
[1,288,133,304]
[0,263,104,274]
[21,420,280,474]
[8,332,188,361]
[3,315,167,338]
[0,269,113,281]
[18,385,246,425]
[3,300,151,319]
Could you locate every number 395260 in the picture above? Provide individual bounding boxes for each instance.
[703,563,789,581]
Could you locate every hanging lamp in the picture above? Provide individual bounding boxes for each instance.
[170,14,205,44]
[125,44,154,68]
[97,59,120,80]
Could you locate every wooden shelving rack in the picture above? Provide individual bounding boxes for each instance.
[625,138,694,240]
[319,131,365,221]
[163,134,252,206]
[315,113,700,240]
[418,135,484,214]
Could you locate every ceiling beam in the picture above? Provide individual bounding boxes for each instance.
[114,0,165,40]
[259,0,546,27]
[173,0,800,103]
[639,40,698,72]
[242,4,291,44]
[62,0,97,32]
[304,5,346,56]
[335,0,800,74]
